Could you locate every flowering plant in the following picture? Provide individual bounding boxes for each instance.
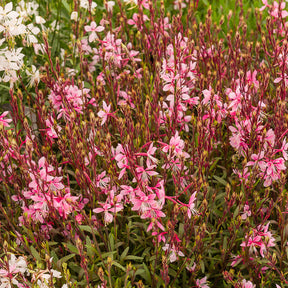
[0,0,288,287]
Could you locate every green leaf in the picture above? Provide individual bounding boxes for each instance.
[86,244,96,259]
[168,268,177,277]
[223,236,227,250]
[213,175,227,186]
[101,251,117,259]
[125,255,143,261]
[200,260,205,273]
[30,246,41,262]
[179,223,184,238]
[50,250,59,264]
[79,225,97,234]
[143,263,152,284]
[47,242,59,246]
[120,247,129,261]
[109,233,115,251]
[209,157,221,172]
[233,206,240,219]
[112,261,126,272]
[58,253,75,266]
[63,242,79,254]
[61,0,70,12]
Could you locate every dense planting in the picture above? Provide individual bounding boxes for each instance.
[1,0,288,287]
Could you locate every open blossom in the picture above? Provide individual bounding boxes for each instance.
[113,144,131,179]
[162,243,184,262]
[187,191,197,219]
[240,222,276,257]
[0,253,28,288]
[241,203,251,220]
[84,21,104,42]
[161,131,189,159]
[32,269,62,288]
[127,13,149,29]
[123,0,149,9]
[49,83,91,117]
[106,1,115,12]
[70,11,78,21]
[241,279,256,288]
[0,111,12,127]
[145,142,158,166]
[26,64,40,86]
[93,201,123,224]
[45,116,61,139]
[0,254,27,277]
[97,101,114,125]
[196,276,210,288]
[134,164,158,183]
[80,0,97,10]
[0,3,18,22]
[279,137,288,160]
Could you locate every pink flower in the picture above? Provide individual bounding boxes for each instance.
[134,164,158,183]
[270,1,288,18]
[97,101,115,126]
[280,137,288,160]
[240,222,276,257]
[93,201,123,224]
[187,191,197,219]
[259,0,270,12]
[127,13,149,29]
[241,279,255,288]
[246,70,259,91]
[233,167,250,183]
[161,131,189,159]
[145,142,158,166]
[84,21,104,42]
[162,243,184,263]
[0,254,27,277]
[228,122,248,153]
[147,219,165,233]
[118,90,135,108]
[196,277,210,288]
[241,203,251,220]
[113,144,131,179]
[202,87,212,105]
[131,190,157,212]
[227,86,243,114]
[0,111,12,127]
[45,116,61,139]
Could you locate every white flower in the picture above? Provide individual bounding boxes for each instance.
[33,269,62,288]
[70,11,78,21]
[80,0,97,10]
[16,0,39,18]
[0,3,19,22]
[26,65,40,86]
[33,43,45,55]
[36,16,45,24]
[50,20,59,31]
[26,23,40,45]
[106,1,115,12]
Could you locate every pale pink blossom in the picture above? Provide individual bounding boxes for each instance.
[0,111,12,127]
[196,276,210,288]
[241,279,256,288]
[84,21,104,42]
[241,203,251,220]
[187,191,197,219]
[240,222,276,257]
[162,243,184,262]
[97,101,115,125]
